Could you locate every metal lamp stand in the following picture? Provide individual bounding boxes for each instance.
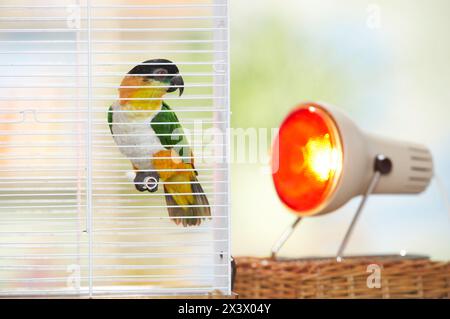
[271,154,393,261]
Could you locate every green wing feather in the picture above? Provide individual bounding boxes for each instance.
[151,102,192,161]
[107,105,113,134]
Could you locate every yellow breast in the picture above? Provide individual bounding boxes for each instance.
[119,76,167,119]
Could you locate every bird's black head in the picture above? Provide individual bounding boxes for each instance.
[127,59,184,96]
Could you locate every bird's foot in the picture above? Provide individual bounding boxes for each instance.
[134,171,160,192]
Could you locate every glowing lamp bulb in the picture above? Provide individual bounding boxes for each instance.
[272,104,343,215]
[303,134,339,182]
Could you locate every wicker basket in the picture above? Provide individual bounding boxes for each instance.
[234,256,450,299]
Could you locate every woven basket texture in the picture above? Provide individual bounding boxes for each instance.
[234,256,450,299]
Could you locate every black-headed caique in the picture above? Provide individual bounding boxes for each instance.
[108,59,211,226]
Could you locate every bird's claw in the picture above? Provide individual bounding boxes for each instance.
[134,171,160,192]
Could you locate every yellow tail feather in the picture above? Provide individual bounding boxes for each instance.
[164,174,211,227]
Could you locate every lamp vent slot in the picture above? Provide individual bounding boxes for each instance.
[410,166,432,172]
[408,146,429,154]
[403,184,426,191]
[410,155,432,162]
[409,176,430,183]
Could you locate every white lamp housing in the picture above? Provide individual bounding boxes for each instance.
[317,102,434,216]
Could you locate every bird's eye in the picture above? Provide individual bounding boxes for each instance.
[154,68,168,76]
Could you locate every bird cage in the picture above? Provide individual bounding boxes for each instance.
[0,0,230,298]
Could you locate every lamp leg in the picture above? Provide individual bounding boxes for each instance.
[270,217,302,260]
[336,170,381,262]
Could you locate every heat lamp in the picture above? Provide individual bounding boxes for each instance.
[271,102,434,260]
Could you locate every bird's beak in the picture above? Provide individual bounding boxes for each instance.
[168,75,184,96]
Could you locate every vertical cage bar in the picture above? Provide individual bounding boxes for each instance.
[225,0,231,295]
[86,0,94,298]
[75,0,85,292]
[213,0,230,295]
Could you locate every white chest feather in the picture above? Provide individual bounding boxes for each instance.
[110,103,165,169]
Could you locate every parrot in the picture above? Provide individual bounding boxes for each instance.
[108,59,211,227]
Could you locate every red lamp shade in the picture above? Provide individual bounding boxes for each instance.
[272,103,343,215]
